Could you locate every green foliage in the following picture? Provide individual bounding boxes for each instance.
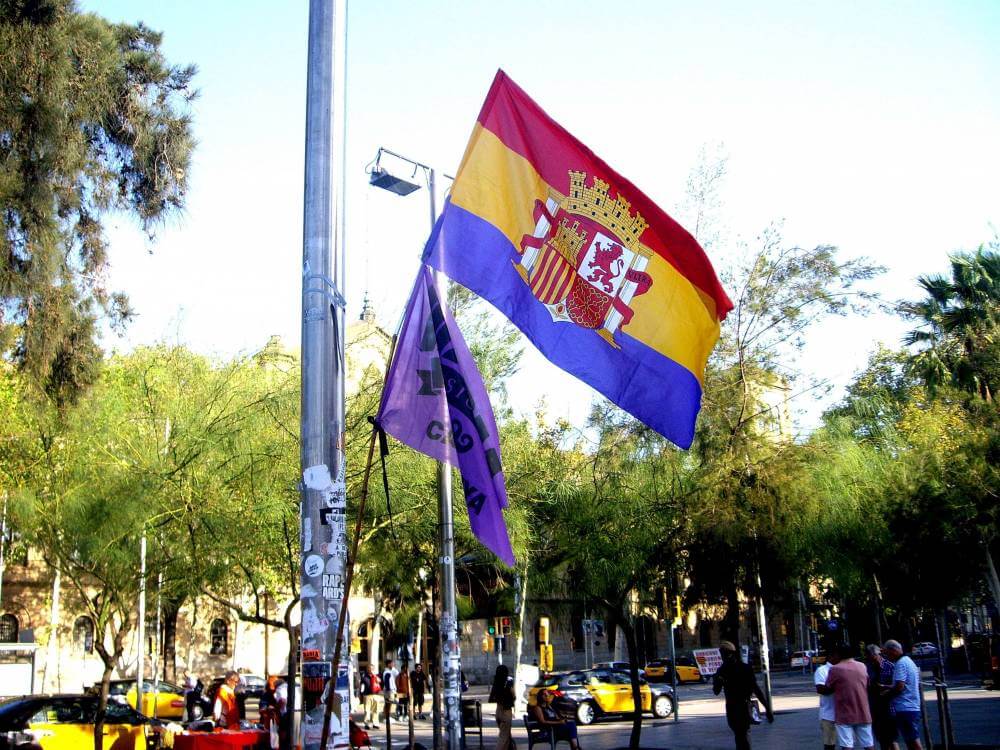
[0,0,196,403]
[902,242,1000,401]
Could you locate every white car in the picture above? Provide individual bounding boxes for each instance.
[790,650,814,667]
[911,642,938,656]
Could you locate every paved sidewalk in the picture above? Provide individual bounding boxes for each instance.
[354,679,1000,750]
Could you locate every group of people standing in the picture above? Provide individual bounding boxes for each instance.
[815,640,924,750]
[359,660,429,729]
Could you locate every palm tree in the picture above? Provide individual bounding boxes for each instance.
[902,244,1000,402]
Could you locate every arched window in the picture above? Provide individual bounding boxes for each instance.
[209,618,228,655]
[0,613,19,643]
[73,616,95,654]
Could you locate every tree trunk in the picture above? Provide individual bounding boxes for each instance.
[621,612,643,750]
[94,617,130,750]
[162,600,181,683]
[284,602,300,749]
[985,545,1000,627]
[723,582,741,645]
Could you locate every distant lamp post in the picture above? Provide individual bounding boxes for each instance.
[368,146,458,750]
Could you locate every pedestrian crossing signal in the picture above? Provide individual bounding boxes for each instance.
[487,622,496,635]
[501,617,512,636]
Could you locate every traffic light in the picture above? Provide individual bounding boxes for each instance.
[350,636,362,654]
[540,643,554,671]
[501,616,512,636]
[487,621,496,636]
[673,595,683,627]
[482,634,494,653]
[538,616,550,644]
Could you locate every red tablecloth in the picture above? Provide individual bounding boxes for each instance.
[173,729,269,750]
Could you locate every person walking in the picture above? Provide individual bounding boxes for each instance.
[489,665,516,750]
[882,640,924,750]
[360,664,382,729]
[819,643,874,750]
[814,652,836,750]
[396,665,410,720]
[382,658,399,724]
[410,663,428,720]
[865,645,899,750]
[712,640,773,750]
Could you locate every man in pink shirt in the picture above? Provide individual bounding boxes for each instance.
[819,643,874,750]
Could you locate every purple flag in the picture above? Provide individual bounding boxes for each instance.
[376,265,515,567]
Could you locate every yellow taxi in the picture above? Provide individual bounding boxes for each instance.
[0,694,156,749]
[643,657,703,683]
[527,669,674,725]
[108,678,187,719]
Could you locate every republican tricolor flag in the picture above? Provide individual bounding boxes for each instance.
[423,70,732,448]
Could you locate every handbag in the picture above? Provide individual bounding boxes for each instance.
[749,698,762,725]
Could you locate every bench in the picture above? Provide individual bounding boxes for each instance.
[524,714,555,750]
[524,713,579,750]
[461,699,483,750]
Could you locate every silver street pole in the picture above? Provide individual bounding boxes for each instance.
[301,0,348,748]
[428,167,462,750]
[0,495,7,612]
[136,533,146,712]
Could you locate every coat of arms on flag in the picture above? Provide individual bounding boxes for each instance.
[515,170,654,349]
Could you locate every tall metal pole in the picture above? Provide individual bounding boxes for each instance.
[136,533,146,711]
[301,1,348,749]
[755,570,772,715]
[0,495,7,613]
[429,167,463,750]
[153,572,162,718]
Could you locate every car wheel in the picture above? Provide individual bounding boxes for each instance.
[652,694,674,719]
[189,703,204,720]
[576,701,596,726]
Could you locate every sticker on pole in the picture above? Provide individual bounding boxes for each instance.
[693,648,723,676]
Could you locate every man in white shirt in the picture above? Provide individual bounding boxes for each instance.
[814,657,836,750]
[382,659,399,724]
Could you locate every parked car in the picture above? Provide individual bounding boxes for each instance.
[643,657,702,683]
[0,694,161,750]
[911,642,939,657]
[527,668,674,726]
[790,650,814,668]
[106,679,186,720]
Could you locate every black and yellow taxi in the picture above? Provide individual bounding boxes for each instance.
[643,657,703,683]
[0,694,159,749]
[107,680,186,720]
[527,669,674,725]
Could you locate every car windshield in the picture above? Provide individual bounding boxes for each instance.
[532,674,564,687]
[105,701,145,724]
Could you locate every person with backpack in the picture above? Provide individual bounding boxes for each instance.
[360,664,382,729]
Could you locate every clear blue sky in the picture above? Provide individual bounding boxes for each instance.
[84,0,1000,432]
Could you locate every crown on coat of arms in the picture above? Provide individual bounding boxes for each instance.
[565,171,648,249]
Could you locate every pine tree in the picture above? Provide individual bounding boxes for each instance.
[0,0,196,406]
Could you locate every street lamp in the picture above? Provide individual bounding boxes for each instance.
[368,147,459,750]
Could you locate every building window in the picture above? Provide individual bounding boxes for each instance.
[0,613,19,642]
[73,616,95,654]
[209,618,228,655]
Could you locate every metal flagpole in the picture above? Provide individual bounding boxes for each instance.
[428,168,463,750]
[301,0,348,748]
[136,533,146,711]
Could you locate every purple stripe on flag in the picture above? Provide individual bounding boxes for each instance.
[376,265,515,567]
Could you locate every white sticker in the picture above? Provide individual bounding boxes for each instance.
[304,464,333,491]
[304,554,325,578]
[302,518,312,552]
